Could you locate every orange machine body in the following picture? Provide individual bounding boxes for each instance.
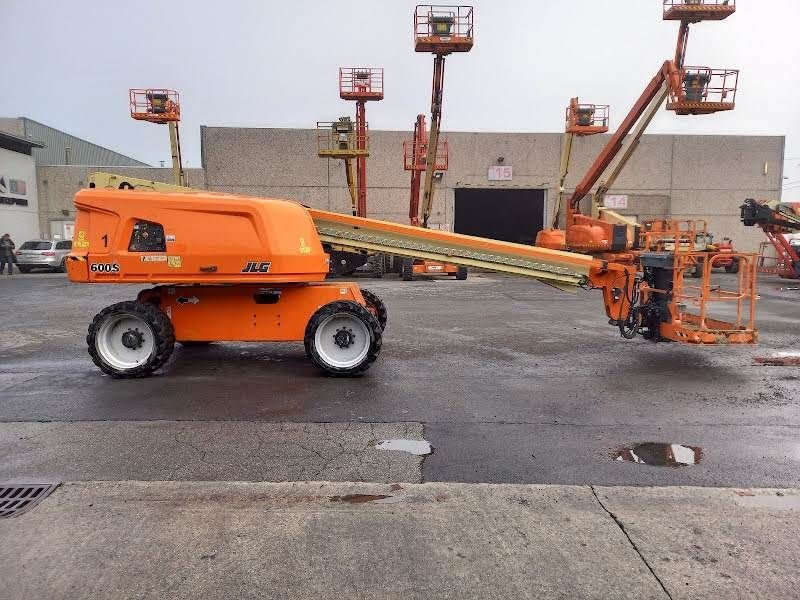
[68,189,329,284]
[67,189,369,345]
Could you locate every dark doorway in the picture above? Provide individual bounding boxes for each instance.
[454,188,545,245]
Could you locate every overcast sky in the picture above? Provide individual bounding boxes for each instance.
[2,0,798,193]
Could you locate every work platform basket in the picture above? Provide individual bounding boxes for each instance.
[663,0,735,22]
[129,89,180,124]
[666,67,738,115]
[565,99,609,135]
[339,68,384,101]
[403,139,449,171]
[317,118,369,158]
[414,5,473,54]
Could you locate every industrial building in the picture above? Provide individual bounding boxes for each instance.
[0,118,785,253]
[0,117,146,241]
[202,127,784,253]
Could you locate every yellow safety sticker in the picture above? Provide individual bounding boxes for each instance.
[74,231,90,249]
[167,256,182,268]
[141,255,168,263]
[299,237,312,254]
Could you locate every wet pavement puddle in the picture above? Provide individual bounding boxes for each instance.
[614,443,702,467]
[374,439,433,455]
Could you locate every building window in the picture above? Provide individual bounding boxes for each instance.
[9,179,26,195]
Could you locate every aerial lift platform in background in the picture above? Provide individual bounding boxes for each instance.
[129,89,185,186]
[535,0,753,345]
[741,198,800,279]
[395,5,473,281]
[317,68,384,218]
[317,68,387,276]
[401,114,465,280]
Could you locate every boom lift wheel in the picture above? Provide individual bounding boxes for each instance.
[725,258,740,274]
[87,301,175,378]
[304,301,382,376]
[456,266,468,280]
[361,288,388,331]
[382,253,394,274]
[401,257,414,281]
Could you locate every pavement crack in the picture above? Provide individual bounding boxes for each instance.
[590,486,673,600]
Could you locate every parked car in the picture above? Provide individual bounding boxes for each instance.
[15,239,72,273]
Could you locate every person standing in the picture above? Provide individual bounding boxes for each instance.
[0,234,16,275]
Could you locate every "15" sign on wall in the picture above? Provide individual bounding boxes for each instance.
[487,165,513,181]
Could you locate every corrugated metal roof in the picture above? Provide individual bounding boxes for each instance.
[0,130,44,154]
[17,117,149,167]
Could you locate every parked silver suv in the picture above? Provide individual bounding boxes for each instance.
[16,239,72,273]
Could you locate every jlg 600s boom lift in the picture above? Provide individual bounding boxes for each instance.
[71,1,756,379]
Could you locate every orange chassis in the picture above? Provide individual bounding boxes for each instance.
[67,189,387,378]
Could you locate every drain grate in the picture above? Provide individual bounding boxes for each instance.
[0,483,60,518]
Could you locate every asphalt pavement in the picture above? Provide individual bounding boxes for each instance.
[1,271,799,486]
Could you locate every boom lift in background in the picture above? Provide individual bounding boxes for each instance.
[536,0,754,345]
[129,89,185,186]
[317,68,384,218]
[394,5,473,281]
[640,219,739,276]
[537,0,738,255]
[550,98,610,230]
[741,198,800,279]
[317,68,387,277]
[400,114,465,280]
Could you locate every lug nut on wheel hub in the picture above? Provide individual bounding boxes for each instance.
[333,327,355,348]
[121,328,144,350]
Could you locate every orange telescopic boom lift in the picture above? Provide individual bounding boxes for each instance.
[397,5,473,280]
[129,89,185,186]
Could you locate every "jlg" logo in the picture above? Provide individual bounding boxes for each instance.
[241,261,272,273]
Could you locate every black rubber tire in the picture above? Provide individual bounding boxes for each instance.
[87,300,175,378]
[361,288,388,331]
[304,301,382,377]
[382,253,394,274]
[373,253,385,279]
[17,266,31,273]
[455,266,468,280]
[690,262,702,278]
[725,258,740,274]
[401,258,414,281]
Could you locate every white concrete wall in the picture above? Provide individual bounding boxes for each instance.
[0,147,40,241]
